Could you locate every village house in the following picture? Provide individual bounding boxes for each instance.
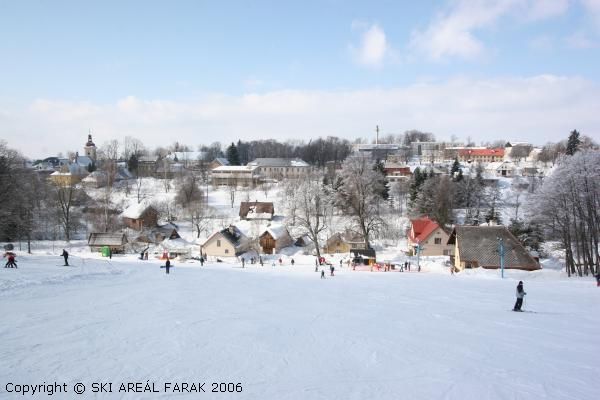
[133,223,181,245]
[485,161,516,177]
[88,232,128,253]
[202,225,250,257]
[323,231,367,254]
[121,202,159,231]
[137,155,159,177]
[239,201,275,221]
[258,225,293,254]
[81,170,108,188]
[247,158,311,180]
[211,165,261,187]
[166,151,207,169]
[407,217,453,256]
[447,226,540,271]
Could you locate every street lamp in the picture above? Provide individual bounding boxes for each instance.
[498,237,505,279]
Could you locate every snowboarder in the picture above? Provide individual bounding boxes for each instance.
[320,269,325,279]
[200,256,204,266]
[165,258,171,274]
[61,249,69,266]
[513,281,526,311]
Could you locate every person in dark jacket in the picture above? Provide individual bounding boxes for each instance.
[513,281,527,311]
[165,258,171,274]
[320,269,325,279]
[595,274,600,287]
[200,256,204,266]
[61,249,69,266]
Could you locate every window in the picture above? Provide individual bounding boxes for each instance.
[217,239,221,247]
[225,249,229,254]
[443,249,450,256]
[434,238,442,245]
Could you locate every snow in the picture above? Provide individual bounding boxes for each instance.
[1,247,598,400]
[121,201,152,219]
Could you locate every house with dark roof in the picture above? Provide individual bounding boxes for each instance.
[407,217,453,256]
[239,201,275,220]
[88,232,128,253]
[202,226,250,257]
[447,226,540,271]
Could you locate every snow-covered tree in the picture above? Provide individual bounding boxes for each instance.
[336,156,386,248]
[529,150,600,276]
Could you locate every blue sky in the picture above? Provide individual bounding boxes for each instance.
[1,0,599,158]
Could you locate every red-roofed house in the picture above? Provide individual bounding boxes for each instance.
[458,148,504,163]
[407,217,453,256]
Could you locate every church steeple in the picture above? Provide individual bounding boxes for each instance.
[84,131,97,161]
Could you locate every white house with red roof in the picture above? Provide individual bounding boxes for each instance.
[407,217,453,256]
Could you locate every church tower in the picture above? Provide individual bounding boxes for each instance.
[84,132,97,161]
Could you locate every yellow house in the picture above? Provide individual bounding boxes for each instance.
[202,226,250,258]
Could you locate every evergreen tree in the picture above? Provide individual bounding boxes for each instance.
[373,160,389,200]
[566,129,581,155]
[456,168,463,182]
[87,161,96,173]
[226,142,241,166]
[127,154,138,175]
[450,157,460,176]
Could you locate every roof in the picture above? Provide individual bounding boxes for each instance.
[214,158,230,165]
[212,165,259,172]
[167,151,207,162]
[261,225,290,240]
[122,201,156,219]
[247,158,310,167]
[204,226,246,248]
[408,217,442,243]
[239,202,274,218]
[447,226,540,270]
[88,232,128,246]
[458,148,505,158]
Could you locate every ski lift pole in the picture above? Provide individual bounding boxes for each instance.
[498,237,504,279]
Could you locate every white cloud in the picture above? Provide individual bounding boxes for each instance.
[565,30,597,48]
[2,75,599,159]
[410,0,571,61]
[350,23,390,68]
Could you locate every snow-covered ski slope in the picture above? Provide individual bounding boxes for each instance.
[1,254,598,399]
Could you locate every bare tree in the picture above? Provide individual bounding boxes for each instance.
[295,173,329,259]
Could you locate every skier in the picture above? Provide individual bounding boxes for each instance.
[61,249,69,266]
[315,258,319,272]
[513,281,527,311]
[339,259,343,269]
[595,273,600,287]
[200,256,204,266]
[109,248,112,260]
[165,258,171,275]
[4,253,16,268]
[320,269,325,279]
[144,251,149,260]
[291,258,295,266]
[140,251,145,260]
[408,261,411,272]
[260,256,263,266]
[241,257,245,268]
[278,258,282,266]
[330,265,335,276]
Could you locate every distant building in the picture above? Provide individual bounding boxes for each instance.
[447,226,540,271]
[211,165,261,187]
[209,158,230,170]
[353,143,404,161]
[323,231,367,254]
[84,133,97,162]
[239,202,274,221]
[458,148,505,163]
[247,158,311,180]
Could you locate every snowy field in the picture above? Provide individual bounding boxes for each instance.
[1,251,598,400]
